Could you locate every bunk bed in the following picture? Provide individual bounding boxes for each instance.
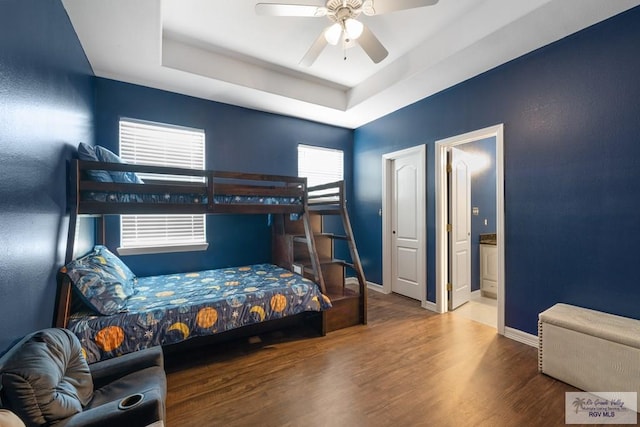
[56,154,337,363]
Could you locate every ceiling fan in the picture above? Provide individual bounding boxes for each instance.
[255,0,439,66]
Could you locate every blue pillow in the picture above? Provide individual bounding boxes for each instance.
[60,245,137,315]
[77,143,113,182]
[93,146,144,184]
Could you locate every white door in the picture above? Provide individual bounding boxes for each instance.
[391,153,421,300]
[449,147,471,310]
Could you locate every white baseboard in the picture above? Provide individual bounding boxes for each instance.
[364,281,437,312]
[422,300,438,312]
[504,326,539,348]
[345,278,389,294]
[366,281,389,294]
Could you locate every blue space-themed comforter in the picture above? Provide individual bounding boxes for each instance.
[67,263,331,363]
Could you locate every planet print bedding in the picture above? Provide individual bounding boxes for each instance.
[81,190,303,207]
[66,263,332,363]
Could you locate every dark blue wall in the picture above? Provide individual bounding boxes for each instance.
[3,2,639,353]
[0,0,95,351]
[94,78,353,276]
[353,6,640,335]
[458,137,497,291]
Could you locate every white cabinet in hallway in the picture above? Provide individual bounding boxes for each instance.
[480,244,498,298]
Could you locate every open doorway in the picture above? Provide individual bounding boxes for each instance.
[435,125,505,334]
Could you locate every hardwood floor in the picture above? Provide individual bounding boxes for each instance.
[164,291,594,427]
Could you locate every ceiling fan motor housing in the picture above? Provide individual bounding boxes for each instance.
[326,0,364,21]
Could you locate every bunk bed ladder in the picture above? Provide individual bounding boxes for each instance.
[271,206,327,334]
[307,181,368,331]
[301,207,326,293]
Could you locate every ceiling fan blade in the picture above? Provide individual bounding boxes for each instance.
[365,0,438,15]
[358,25,388,64]
[299,31,329,66]
[255,3,327,17]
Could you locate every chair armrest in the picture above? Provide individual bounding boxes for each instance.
[59,388,164,427]
[90,346,164,390]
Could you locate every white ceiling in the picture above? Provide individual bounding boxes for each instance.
[63,0,640,129]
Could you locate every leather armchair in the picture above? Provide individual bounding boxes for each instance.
[0,328,166,427]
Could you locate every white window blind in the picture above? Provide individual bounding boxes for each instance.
[119,119,207,255]
[298,144,343,187]
[120,120,205,182]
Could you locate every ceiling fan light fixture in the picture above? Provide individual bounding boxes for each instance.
[324,22,342,45]
[344,18,364,40]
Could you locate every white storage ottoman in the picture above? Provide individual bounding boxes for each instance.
[538,303,640,409]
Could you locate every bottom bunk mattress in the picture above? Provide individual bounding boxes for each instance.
[67,263,331,363]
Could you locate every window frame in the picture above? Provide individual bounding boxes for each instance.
[117,118,208,256]
[297,144,344,188]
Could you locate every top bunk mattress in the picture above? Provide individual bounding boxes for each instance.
[73,157,307,214]
[81,190,302,207]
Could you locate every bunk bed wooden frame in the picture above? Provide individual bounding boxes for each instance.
[56,159,367,342]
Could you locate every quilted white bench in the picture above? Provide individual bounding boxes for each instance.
[538,303,640,410]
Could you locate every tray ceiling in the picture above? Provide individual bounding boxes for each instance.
[63,0,640,128]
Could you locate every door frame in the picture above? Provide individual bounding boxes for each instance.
[435,124,505,335]
[382,144,427,307]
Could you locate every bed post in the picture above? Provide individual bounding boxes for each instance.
[56,159,79,328]
[54,279,72,328]
[65,159,79,263]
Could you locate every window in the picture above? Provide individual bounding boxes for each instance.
[297,144,344,187]
[118,119,207,255]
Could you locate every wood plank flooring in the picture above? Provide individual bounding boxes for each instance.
[164,291,597,427]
